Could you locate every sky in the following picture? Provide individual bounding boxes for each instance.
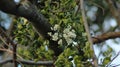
[87,6,120,67]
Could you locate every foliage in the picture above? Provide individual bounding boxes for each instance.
[12,0,93,66]
[14,17,54,61]
[38,0,93,66]
[0,0,120,67]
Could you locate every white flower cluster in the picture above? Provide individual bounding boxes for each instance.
[48,32,59,41]
[51,24,60,31]
[48,24,77,45]
[63,25,76,45]
[51,33,59,41]
[48,24,60,41]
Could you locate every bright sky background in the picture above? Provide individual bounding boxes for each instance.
[87,6,120,67]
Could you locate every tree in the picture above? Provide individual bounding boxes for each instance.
[0,0,120,67]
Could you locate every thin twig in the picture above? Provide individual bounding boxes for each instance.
[0,27,17,67]
[112,64,120,67]
[0,48,13,53]
[80,0,98,67]
[13,43,17,67]
[106,51,120,67]
[93,32,120,44]
[90,2,105,15]
[0,47,23,59]
[106,0,120,26]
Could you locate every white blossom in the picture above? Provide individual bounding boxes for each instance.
[72,42,78,46]
[52,33,58,41]
[68,31,76,38]
[71,29,75,33]
[63,28,70,34]
[51,27,53,30]
[48,32,52,36]
[49,25,77,45]
[58,39,62,45]
[62,25,77,45]
[63,34,68,38]
[53,24,60,31]
[66,38,73,45]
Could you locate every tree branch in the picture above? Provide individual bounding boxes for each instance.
[0,58,53,66]
[0,0,62,56]
[0,0,120,57]
[80,0,98,67]
[93,32,120,44]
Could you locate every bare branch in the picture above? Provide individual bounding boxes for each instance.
[80,0,98,67]
[0,27,17,67]
[106,51,120,67]
[0,48,13,54]
[0,58,53,66]
[93,32,120,44]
